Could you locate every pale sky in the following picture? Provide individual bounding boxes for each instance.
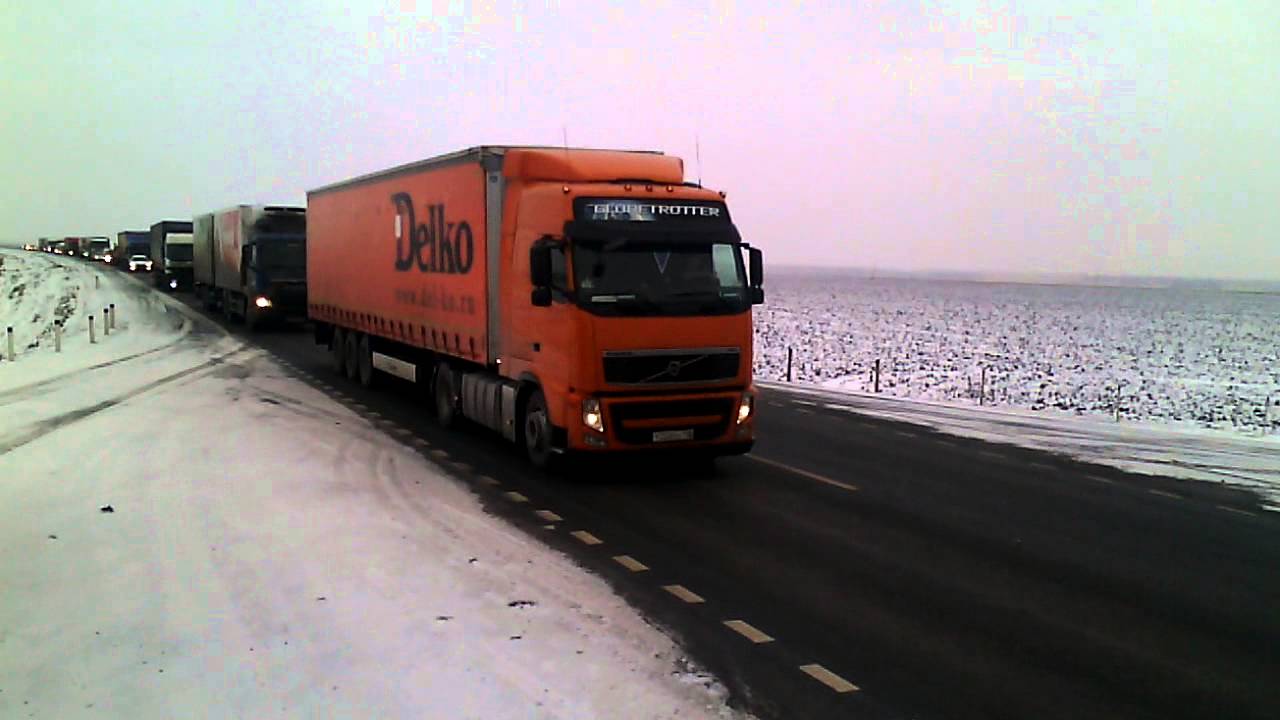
[2,1,1276,280]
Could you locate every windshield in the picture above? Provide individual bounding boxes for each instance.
[166,244,193,261]
[255,235,306,274]
[571,238,748,316]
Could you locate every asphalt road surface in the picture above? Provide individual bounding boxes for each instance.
[165,286,1280,720]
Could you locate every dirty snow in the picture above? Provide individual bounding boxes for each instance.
[0,253,747,720]
[755,272,1280,436]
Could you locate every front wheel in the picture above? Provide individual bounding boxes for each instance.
[521,389,554,469]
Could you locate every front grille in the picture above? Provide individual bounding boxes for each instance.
[609,397,735,445]
[603,348,740,385]
[272,283,308,312]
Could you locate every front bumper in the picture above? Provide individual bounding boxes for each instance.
[563,388,756,453]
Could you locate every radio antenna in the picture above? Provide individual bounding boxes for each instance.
[694,133,703,188]
[562,126,570,158]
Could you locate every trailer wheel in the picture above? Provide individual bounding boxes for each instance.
[222,291,236,323]
[433,362,458,428]
[357,335,376,388]
[330,328,346,375]
[344,332,360,382]
[521,389,554,469]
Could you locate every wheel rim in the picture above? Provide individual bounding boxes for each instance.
[525,404,548,458]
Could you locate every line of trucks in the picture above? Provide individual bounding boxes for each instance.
[29,146,766,467]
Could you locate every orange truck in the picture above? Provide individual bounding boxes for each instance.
[307,146,764,466]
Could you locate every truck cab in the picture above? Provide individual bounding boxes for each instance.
[151,220,194,291]
[508,175,763,462]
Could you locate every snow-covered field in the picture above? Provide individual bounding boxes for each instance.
[0,251,746,720]
[755,271,1280,436]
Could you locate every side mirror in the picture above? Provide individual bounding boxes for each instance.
[530,244,552,287]
[531,286,552,307]
[749,287,764,305]
[748,247,763,288]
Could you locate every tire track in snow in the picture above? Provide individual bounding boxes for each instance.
[0,314,194,407]
[0,343,255,456]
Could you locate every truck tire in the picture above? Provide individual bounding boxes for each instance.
[433,361,458,429]
[521,389,554,469]
[357,335,376,388]
[344,332,360,382]
[245,303,261,333]
[331,328,346,375]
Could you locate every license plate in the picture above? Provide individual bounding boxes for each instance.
[652,429,694,443]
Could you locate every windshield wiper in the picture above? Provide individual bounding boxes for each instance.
[588,293,664,312]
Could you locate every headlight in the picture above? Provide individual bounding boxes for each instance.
[582,398,604,433]
[254,296,272,308]
[169,279,178,289]
[104,254,112,263]
[736,391,754,424]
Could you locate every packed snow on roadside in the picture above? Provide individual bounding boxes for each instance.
[0,260,748,719]
[755,271,1280,437]
[0,249,184,392]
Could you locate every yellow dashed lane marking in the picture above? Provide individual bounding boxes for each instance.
[477,475,501,486]
[430,449,449,459]
[449,461,472,472]
[748,455,858,493]
[1148,489,1181,499]
[612,555,648,572]
[662,585,704,604]
[723,620,773,644]
[1087,474,1115,485]
[799,664,860,693]
[570,530,603,546]
[1217,505,1257,517]
[503,491,529,503]
[535,510,563,523]
[392,426,413,436]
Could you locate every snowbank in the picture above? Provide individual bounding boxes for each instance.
[0,250,185,392]
[0,303,744,718]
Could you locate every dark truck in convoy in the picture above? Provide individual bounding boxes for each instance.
[150,220,194,290]
[193,205,307,329]
[114,230,150,269]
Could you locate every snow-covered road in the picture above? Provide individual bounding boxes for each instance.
[0,252,745,719]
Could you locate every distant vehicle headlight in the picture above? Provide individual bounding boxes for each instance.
[254,296,272,308]
[169,279,178,289]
